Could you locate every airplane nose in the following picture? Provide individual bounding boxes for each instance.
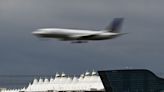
[32,32,38,36]
[32,30,44,37]
[32,30,40,34]
[32,31,36,34]
[32,29,45,34]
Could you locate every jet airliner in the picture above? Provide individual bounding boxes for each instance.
[32,18,125,43]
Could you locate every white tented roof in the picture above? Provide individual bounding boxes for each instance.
[1,70,104,92]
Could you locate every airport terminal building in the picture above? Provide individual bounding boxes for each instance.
[1,69,164,92]
[1,71,105,92]
[98,69,164,92]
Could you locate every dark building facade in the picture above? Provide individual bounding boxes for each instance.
[98,69,164,92]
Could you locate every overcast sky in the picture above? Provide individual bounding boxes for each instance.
[0,0,164,75]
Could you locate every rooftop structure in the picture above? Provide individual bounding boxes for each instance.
[2,69,164,92]
[1,71,104,92]
[98,69,164,92]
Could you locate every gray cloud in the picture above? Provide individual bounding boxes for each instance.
[0,0,164,75]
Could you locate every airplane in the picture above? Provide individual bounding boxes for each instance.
[32,18,125,43]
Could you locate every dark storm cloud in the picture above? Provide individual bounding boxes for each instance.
[0,0,164,75]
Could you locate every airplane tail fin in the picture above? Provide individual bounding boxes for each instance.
[105,18,124,33]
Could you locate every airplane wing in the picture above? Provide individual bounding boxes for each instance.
[70,34,98,40]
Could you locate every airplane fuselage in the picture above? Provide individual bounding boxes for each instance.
[33,28,121,41]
